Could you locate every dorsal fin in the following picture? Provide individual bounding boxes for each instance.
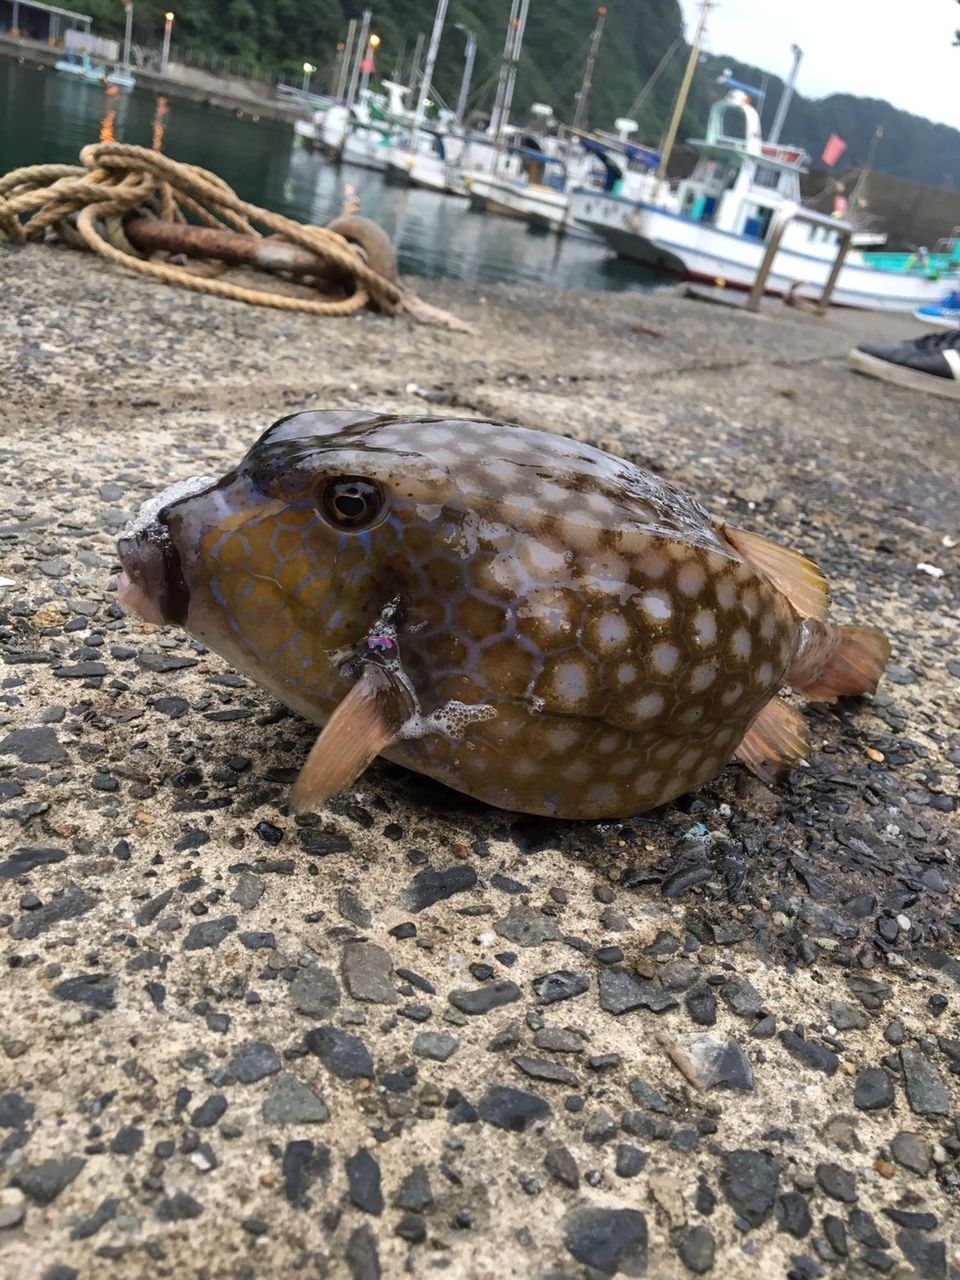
[735,696,808,785]
[290,666,408,815]
[719,522,829,621]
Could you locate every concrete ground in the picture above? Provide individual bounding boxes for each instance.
[0,243,958,1280]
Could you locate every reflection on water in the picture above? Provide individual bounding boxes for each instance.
[1,56,663,295]
[152,95,168,152]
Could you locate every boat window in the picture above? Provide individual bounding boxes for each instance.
[755,164,780,190]
[744,206,774,241]
[716,105,747,143]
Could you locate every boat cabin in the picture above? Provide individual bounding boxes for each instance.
[675,90,808,241]
[579,135,661,195]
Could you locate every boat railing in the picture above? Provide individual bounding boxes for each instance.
[747,204,854,315]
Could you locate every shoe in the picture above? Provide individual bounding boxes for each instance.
[913,289,960,329]
[848,329,960,400]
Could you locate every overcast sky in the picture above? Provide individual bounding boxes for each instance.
[678,0,959,129]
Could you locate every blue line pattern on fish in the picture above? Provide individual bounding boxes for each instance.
[116,411,890,819]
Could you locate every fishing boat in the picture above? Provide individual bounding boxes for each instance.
[386,124,468,194]
[387,18,479,195]
[54,51,106,83]
[467,125,661,235]
[309,8,409,171]
[382,0,464,193]
[461,5,614,235]
[105,64,136,91]
[313,90,400,171]
[863,228,960,277]
[465,133,587,233]
[569,0,958,311]
[105,1,136,91]
[570,85,956,312]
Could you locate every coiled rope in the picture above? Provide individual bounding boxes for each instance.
[0,142,468,329]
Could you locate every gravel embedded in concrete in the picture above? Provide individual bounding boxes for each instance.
[0,244,957,1277]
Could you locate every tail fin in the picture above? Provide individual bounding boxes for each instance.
[788,620,891,703]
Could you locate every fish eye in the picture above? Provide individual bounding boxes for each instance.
[318,476,386,530]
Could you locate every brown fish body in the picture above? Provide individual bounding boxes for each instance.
[117,412,889,819]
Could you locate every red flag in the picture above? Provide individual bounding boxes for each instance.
[821,133,847,167]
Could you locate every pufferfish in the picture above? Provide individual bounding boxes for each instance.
[116,411,890,820]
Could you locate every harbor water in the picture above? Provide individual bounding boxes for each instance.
[0,57,664,294]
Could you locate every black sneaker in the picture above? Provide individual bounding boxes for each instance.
[849,329,960,400]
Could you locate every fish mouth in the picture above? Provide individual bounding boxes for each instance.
[117,521,191,626]
[116,475,215,626]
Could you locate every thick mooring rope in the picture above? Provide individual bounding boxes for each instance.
[0,142,468,330]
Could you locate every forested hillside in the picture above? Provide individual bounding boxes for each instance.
[80,0,959,190]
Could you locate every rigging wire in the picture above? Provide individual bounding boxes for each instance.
[624,35,683,123]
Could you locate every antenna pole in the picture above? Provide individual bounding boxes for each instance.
[769,43,803,144]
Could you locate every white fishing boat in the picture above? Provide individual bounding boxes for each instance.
[315,92,398,171]
[570,87,953,312]
[310,8,409,171]
[105,2,136,91]
[386,126,467,194]
[467,126,661,235]
[460,6,653,236]
[383,0,464,193]
[465,133,588,233]
[105,64,136,91]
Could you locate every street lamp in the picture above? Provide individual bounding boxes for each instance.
[160,10,174,76]
[360,32,379,95]
[301,60,316,93]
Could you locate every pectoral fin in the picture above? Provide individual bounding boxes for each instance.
[735,697,808,785]
[719,523,829,621]
[291,666,407,815]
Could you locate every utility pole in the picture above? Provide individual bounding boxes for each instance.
[769,43,802,145]
[570,6,607,135]
[412,0,449,132]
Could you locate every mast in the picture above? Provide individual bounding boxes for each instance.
[392,38,405,82]
[656,0,711,184]
[337,18,357,100]
[489,0,519,142]
[344,7,371,114]
[454,23,477,127]
[768,43,802,144]
[413,0,450,132]
[500,0,530,141]
[849,125,883,217]
[407,33,425,106]
[570,6,607,135]
[490,0,530,145]
[121,1,133,72]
